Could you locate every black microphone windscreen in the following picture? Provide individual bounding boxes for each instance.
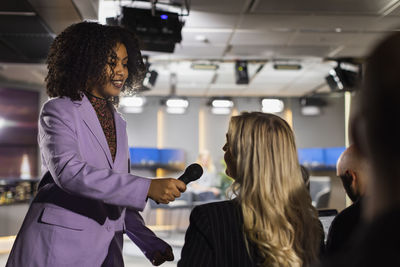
[178,163,203,184]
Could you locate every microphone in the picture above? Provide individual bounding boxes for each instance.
[155,163,204,204]
[178,163,203,184]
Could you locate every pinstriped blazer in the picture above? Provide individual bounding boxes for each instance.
[178,200,258,267]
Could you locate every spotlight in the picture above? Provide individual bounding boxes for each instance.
[144,70,158,87]
[325,61,361,91]
[235,60,249,84]
[121,7,183,53]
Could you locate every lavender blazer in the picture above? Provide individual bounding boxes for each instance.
[7,95,168,267]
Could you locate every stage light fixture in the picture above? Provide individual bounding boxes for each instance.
[143,70,158,87]
[235,60,249,84]
[325,60,361,91]
[121,7,183,53]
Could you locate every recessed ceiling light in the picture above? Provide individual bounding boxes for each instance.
[301,106,321,116]
[261,99,284,113]
[211,99,233,108]
[166,107,187,114]
[211,107,231,115]
[166,98,189,108]
[120,96,146,107]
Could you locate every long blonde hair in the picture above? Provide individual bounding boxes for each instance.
[228,112,321,267]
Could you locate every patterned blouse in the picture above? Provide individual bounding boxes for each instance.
[86,92,117,162]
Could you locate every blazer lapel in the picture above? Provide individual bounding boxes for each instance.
[113,109,127,167]
[78,95,113,168]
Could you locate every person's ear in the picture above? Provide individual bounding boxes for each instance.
[348,170,358,189]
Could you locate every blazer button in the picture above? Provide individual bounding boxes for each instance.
[106,225,112,232]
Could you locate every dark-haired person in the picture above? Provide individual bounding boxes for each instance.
[325,145,367,255]
[6,21,186,267]
[178,112,322,267]
[321,32,400,267]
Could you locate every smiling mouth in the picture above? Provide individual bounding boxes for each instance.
[111,80,124,88]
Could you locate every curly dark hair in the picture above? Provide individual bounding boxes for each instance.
[45,21,146,102]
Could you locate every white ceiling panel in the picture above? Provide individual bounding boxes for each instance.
[289,32,355,46]
[387,4,400,16]
[249,0,396,15]
[181,31,231,45]
[333,46,373,58]
[190,0,246,14]
[279,83,323,96]
[230,31,294,46]
[238,14,380,32]
[229,45,333,58]
[172,44,226,59]
[184,11,238,28]
[364,16,400,31]
[2,0,398,99]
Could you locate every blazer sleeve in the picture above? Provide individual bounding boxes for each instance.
[124,209,172,262]
[38,100,151,210]
[178,206,213,267]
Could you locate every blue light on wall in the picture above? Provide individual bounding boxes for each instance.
[298,147,345,170]
[130,148,159,166]
[160,14,168,20]
[129,147,185,171]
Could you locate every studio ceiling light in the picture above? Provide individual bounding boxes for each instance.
[191,63,219,70]
[211,107,231,115]
[301,106,321,116]
[273,63,302,70]
[162,97,189,114]
[120,96,146,107]
[166,107,186,114]
[166,98,189,108]
[211,99,233,108]
[119,96,146,114]
[261,98,284,113]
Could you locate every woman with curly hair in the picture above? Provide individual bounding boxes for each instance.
[6,21,186,267]
[179,112,322,267]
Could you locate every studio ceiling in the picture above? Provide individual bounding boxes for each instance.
[1,0,399,97]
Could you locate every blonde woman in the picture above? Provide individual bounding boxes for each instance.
[178,112,322,267]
